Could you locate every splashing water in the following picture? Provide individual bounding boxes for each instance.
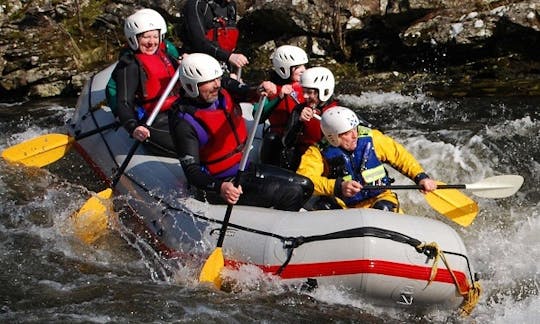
[0,95,537,322]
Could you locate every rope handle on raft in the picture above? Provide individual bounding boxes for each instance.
[415,242,482,316]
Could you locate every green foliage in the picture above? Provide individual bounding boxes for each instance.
[57,0,118,69]
[62,0,107,36]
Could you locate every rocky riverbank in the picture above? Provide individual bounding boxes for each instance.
[1,0,539,100]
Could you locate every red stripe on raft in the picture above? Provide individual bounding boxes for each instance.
[226,259,470,291]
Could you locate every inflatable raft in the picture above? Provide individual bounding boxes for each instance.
[67,63,480,313]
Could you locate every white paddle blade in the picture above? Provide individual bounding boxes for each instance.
[466,175,524,198]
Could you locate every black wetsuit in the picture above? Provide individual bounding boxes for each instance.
[181,0,238,63]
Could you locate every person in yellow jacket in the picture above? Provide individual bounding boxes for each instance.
[297,106,438,212]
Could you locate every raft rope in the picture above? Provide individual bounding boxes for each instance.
[276,227,427,273]
[74,73,122,187]
[81,99,481,315]
[415,242,482,316]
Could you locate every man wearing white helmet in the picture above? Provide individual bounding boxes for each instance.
[169,53,313,211]
[297,106,438,212]
[257,45,309,166]
[181,0,249,77]
[110,8,184,157]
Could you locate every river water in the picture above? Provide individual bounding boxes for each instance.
[0,92,538,323]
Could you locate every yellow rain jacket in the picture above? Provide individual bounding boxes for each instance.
[297,127,426,209]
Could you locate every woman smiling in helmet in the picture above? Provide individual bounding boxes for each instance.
[297,106,437,212]
[111,8,183,157]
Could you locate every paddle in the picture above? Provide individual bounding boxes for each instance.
[72,67,181,244]
[199,94,267,288]
[362,175,524,198]
[1,122,119,168]
[363,175,523,226]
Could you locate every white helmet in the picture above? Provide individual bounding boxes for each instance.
[124,8,167,51]
[180,53,224,97]
[320,107,359,147]
[301,67,335,102]
[271,45,308,79]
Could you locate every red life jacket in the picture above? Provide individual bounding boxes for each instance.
[297,100,339,152]
[193,90,247,175]
[205,19,239,52]
[135,43,180,114]
[268,82,304,136]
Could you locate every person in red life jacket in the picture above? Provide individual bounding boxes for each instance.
[181,0,248,78]
[112,8,185,157]
[256,45,309,166]
[277,66,336,171]
[297,107,438,212]
[168,53,313,211]
[281,67,373,171]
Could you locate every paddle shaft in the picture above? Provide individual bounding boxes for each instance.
[363,184,466,190]
[110,67,180,188]
[215,95,267,248]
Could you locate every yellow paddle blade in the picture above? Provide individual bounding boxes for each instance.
[2,134,73,167]
[72,188,113,244]
[426,182,479,227]
[199,248,224,288]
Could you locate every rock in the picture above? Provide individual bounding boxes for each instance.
[30,80,68,97]
[0,0,540,100]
